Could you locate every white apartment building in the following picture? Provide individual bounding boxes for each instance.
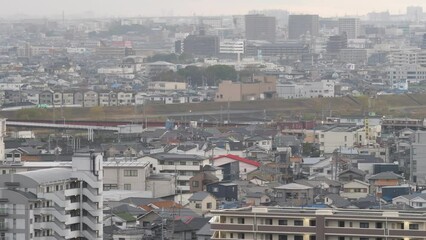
[147,81,187,92]
[389,49,426,66]
[387,64,426,83]
[220,39,245,60]
[0,155,175,198]
[0,152,103,239]
[144,61,177,79]
[319,126,366,154]
[139,153,210,193]
[338,18,360,39]
[277,80,335,99]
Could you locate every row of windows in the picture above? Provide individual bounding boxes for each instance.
[337,221,419,230]
[159,160,200,166]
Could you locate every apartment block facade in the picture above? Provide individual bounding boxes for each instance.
[210,207,426,240]
[0,152,103,239]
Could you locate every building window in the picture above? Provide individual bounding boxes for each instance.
[237,233,245,239]
[278,219,288,225]
[265,219,273,225]
[294,220,303,226]
[265,234,273,240]
[207,203,212,209]
[192,181,199,187]
[279,235,287,240]
[310,236,316,240]
[124,184,131,190]
[195,203,201,209]
[339,237,345,240]
[180,161,186,165]
[294,235,303,240]
[310,220,316,226]
[237,218,245,224]
[360,222,369,228]
[375,222,383,228]
[193,161,199,165]
[124,170,138,177]
[338,221,345,227]
[409,224,419,230]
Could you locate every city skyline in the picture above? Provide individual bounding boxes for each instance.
[1,0,426,18]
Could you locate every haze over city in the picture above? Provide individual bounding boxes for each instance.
[2,0,426,18]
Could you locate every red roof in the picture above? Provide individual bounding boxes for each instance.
[212,154,261,167]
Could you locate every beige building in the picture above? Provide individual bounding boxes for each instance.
[215,75,276,102]
[188,191,218,215]
[341,179,370,200]
[319,126,366,154]
[147,81,187,92]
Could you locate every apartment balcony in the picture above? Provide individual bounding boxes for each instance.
[64,188,80,197]
[82,188,102,203]
[0,222,8,231]
[0,208,8,217]
[65,202,80,211]
[161,165,201,171]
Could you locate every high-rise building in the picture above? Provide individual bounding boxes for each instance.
[338,18,360,39]
[210,207,426,240]
[411,131,426,184]
[0,152,103,239]
[407,6,423,22]
[288,15,319,39]
[245,14,276,42]
[183,35,220,57]
[326,33,348,54]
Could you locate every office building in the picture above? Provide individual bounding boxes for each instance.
[245,41,310,60]
[407,6,423,22]
[288,15,319,39]
[0,152,103,239]
[210,207,426,240]
[245,14,276,42]
[326,34,348,54]
[183,34,220,56]
[338,18,360,39]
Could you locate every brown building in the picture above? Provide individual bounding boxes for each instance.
[215,75,276,102]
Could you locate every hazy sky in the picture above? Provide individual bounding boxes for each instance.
[1,0,426,18]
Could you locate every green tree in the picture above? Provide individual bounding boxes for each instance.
[205,65,237,85]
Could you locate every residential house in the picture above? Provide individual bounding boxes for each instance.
[245,192,271,206]
[393,193,426,208]
[74,91,83,106]
[83,90,99,107]
[188,191,218,215]
[118,91,134,106]
[212,154,260,180]
[189,167,221,193]
[368,171,404,197]
[338,168,367,182]
[206,181,238,201]
[340,179,370,199]
[273,183,314,206]
[39,90,53,105]
[62,91,74,106]
[139,153,210,192]
[324,194,352,208]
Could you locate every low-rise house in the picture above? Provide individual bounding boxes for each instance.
[206,181,238,201]
[368,171,404,197]
[188,191,218,215]
[324,194,352,208]
[245,192,271,206]
[338,168,367,182]
[212,154,260,180]
[83,90,99,107]
[340,179,370,199]
[393,193,426,208]
[273,183,314,207]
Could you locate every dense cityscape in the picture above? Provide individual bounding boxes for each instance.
[2,1,426,240]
